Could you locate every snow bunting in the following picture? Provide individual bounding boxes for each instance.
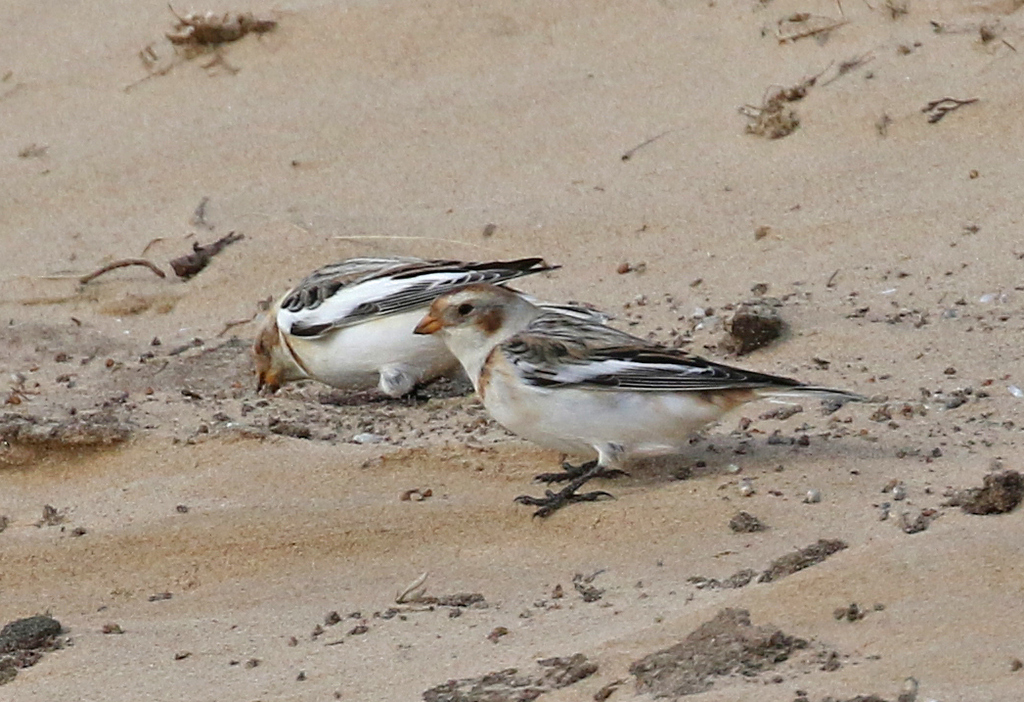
[415,284,863,517]
[253,256,594,397]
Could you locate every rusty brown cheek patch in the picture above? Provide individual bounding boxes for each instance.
[477,308,505,335]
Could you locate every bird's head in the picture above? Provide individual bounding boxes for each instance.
[252,313,306,393]
[414,284,539,372]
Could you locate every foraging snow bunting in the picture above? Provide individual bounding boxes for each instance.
[415,284,863,517]
[253,256,596,397]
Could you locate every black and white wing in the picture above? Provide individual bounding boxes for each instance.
[278,257,555,337]
[503,312,858,398]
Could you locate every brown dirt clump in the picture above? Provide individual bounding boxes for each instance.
[723,300,784,354]
[947,470,1024,515]
[0,411,132,447]
[0,615,64,686]
[629,608,808,697]
[758,539,848,583]
[422,653,597,702]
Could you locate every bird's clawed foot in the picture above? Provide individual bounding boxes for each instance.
[514,487,614,518]
[517,459,623,517]
[534,459,629,484]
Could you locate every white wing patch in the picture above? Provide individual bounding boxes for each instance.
[278,274,432,335]
[535,357,728,390]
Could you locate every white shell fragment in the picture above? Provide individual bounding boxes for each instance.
[738,479,755,497]
[353,432,384,444]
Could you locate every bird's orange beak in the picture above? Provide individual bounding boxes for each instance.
[414,313,442,335]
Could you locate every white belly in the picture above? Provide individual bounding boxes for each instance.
[286,310,458,390]
[484,366,730,462]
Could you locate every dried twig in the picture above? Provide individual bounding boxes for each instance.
[140,237,166,256]
[395,572,429,604]
[621,128,681,161]
[0,71,23,102]
[922,97,979,124]
[217,312,259,337]
[189,196,213,229]
[124,58,183,93]
[170,231,244,279]
[200,51,240,75]
[79,259,167,284]
[777,15,848,43]
[883,0,909,19]
[820,52,874,86]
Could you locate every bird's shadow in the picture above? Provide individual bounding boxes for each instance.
[560,430,895,490]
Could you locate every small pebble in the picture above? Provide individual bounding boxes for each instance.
[738,479,755,497]
[803,488,822,504]
[486,626,509,643]
[352,432,384,444]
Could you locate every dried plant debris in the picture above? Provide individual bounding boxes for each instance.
[687,569,757,591]
[79,259,167,284]
[0,411,133,448]
[17,143,48,159]
[758,539,848,583]
[883,0,909,20]
[128,7,275,90]
[36,505,66,527]
[723,300,784,354]
[775,14,848,44]
[922,97,979,124]
[166,6,277,50]
[573,571,606,602]
[945,470,1023,515]
[729,511,767,533]
[832,603,867,623]
[630,608,808,697]
[820,53,875,87]
[741,75,818,139]
[423,653,597,702]
[169,231,243,279]
[405,592,487,608]
[0,615,64,686]
[689,541,846,591]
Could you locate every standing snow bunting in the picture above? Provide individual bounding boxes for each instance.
[415,284,863,516]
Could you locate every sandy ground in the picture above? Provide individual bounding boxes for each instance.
[3,0,1024,699]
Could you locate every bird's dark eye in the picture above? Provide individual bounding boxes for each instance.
[457,303,475,316]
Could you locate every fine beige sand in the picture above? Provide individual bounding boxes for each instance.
[3,0,1024,699]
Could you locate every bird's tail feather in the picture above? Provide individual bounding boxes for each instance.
[756,385,867,403]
